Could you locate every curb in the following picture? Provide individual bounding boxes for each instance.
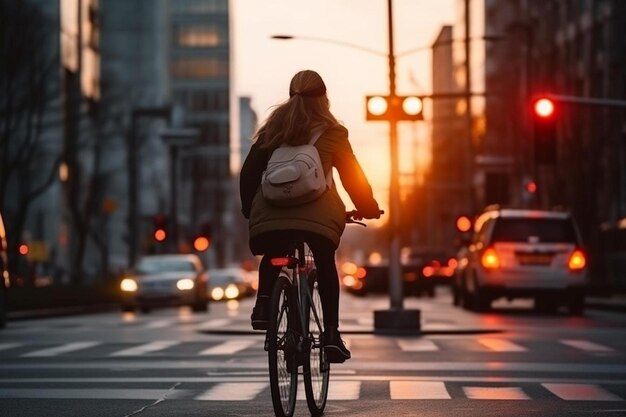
[7,303,118,321]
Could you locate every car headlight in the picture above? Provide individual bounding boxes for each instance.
[176,278,195,291]
[211,287,225,300]
[120,278,138,292]
[225,284,239,299]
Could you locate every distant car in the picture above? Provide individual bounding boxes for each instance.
[208,267,256,301]
[120,254,209,313]
[0,213,8,328]
[456,207,587,314]
[404,248,456,297]
[341,259,434,297]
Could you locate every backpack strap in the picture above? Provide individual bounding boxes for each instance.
[308,126,333,189]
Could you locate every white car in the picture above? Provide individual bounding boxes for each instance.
[208,267,256,301]
[120,254,209,313]
[458,207,587,314]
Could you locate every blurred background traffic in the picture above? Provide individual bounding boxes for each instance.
[1,0,626,326]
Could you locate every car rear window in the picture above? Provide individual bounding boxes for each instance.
[490,218,578,243]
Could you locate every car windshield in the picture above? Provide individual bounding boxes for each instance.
[491,218,578,243]
[137,259,196,274]
[210,271,243,285]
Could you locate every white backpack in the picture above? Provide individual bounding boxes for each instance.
[261,129,332,206]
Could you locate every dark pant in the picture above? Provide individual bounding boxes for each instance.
[252,230,340,329]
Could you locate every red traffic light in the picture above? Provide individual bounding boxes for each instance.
[526,181,537,193]
[193,236,210,252]
[19,244,29,256]
[456,216,472,233]
[534,98,555,118]
[154,229,167,242]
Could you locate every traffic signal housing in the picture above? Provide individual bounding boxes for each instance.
[366,95,423,121]
[532,97,557,164]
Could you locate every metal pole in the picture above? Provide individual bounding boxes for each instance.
[127,115,138,267]
[387,0,403,310]
[464,0,474,213]
[169,145,179,251]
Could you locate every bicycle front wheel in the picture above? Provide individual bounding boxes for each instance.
[303,269,330,416]
[268,274,298,417]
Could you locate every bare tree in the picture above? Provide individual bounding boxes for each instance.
[0,1,60,279]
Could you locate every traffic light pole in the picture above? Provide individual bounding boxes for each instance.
[373,0,421,334]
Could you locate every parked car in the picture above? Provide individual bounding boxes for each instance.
[456,206,587,314]
[208,267,256,301]
[0,213,8,328]
[119,254,209,313]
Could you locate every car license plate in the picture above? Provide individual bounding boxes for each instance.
[517,254,553,266]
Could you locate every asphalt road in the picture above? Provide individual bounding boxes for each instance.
[1,288,625,417]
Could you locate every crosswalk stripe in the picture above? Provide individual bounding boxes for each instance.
[390,381,450,399]
[478,338,527,352]
[195,382,268,401]
[397,340,439,352]
[543,383,623,401]
[198,340,257,355]
[21,342,101,358]
[560,340,614,353]
[195,319,232,330]
[0,343,22,352]
[109,341,179,356]
[463,386,530,400]
[144,319,174,329]
[327,381,361,400]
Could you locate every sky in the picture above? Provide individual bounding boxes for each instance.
[232,0,458,212]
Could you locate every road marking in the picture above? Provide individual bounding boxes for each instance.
[463,386,530,400]
[2,360,626,375]
[0,343,22,352]
[560,340,615,353]
[195,382,267,400]
[397,340,439,352]
[541,383,623,401]
[2,376,626,385]
[390,381,450,399]
[327,381,361,400]
[109,341,180,356]
[543,383,623,401]
[195,319,232,330]
[198,340,258,355]
[21,342,101,357]
[478,338,527,352]
[0,388,188,400]
[144,319,174,329]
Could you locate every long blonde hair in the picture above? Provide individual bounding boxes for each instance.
[254,70,338,150]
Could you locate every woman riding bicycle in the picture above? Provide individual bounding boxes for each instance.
[240,69,380,363]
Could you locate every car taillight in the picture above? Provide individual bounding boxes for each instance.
[481,247,500,269]
[568,249,586,271]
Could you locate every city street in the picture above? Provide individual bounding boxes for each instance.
[1,289,625,416]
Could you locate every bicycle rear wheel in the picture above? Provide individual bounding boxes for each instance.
[268,274,298,417]
[303,269,330,416]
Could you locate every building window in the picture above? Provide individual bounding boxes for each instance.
[173,23,228,48]
[171,57,228,78]
[174,89,229,111]
[171,0,228,15]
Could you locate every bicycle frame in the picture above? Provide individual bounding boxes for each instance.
[272,241,323,346]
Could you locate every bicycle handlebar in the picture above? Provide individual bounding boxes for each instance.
[346,210,385,227]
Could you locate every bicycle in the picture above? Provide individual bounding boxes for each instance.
[265,210,382,417]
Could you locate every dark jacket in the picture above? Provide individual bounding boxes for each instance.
[240,124,379,252]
